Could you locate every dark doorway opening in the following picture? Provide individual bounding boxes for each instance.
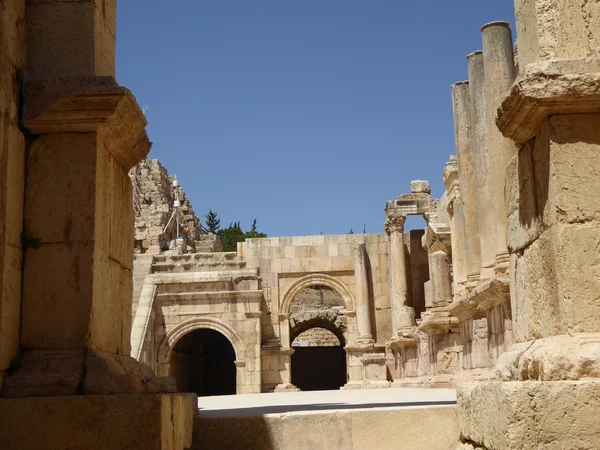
[291,326,347,391]
[168,328,236,396]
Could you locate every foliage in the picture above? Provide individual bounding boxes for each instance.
[203,209,220,234]
[217,218,267,252]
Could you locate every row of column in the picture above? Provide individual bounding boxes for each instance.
[450,22,516,284]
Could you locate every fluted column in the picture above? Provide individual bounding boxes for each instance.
[385,213,414,334]
[449,196,467,291]
[481,22,516,275]
[451,80,481,284]
[354,243,374,344]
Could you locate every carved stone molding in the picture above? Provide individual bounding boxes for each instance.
[384,212,406,235]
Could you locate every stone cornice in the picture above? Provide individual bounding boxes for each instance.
[22,76,150,170]
[497,58,600,143]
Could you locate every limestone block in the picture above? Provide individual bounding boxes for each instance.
[410,180,431,194]
[0,0,26,66]
[26,0,116,78]
[2,349,175,398]
[0,243,22,370]
[458,380,600,450]
[515,0,600,69]
[0,393,196,450]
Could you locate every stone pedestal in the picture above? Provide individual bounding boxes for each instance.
[0,393,196,450]
[344,343,390,389]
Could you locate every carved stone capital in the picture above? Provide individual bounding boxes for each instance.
[497,58,600,143]
[384,212,406,235]
[22,76,151,170]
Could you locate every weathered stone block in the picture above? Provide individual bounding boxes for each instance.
[458,380,600,450]
[0,393,196,450]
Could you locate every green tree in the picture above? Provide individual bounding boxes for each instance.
[218,222,244,252]
[203,209,220,234]
[245,219,267,240]
[349,229,354,234]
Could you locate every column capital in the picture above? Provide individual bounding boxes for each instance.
[497,59,600,143]
[22,76,150,170]
[384,212,406,235]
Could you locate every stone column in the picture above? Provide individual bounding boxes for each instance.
[428,249,453,307]
[467,50,492,279]
[458,4,600,448]
[481,22,516,276]
[385,213,414,333]
[0,1,196,448]
[451,80,481,285]
[354,243,374,343]
[443,157,467,291]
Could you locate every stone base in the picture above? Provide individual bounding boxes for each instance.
[0,393,197,450]
[273,383,301,392]
[457,380,600,450]
[2,349,175,397]
[342,380,390,390]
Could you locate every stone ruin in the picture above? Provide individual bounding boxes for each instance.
[1,1,600,449]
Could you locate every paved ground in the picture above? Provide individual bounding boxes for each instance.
[197,388,456,417]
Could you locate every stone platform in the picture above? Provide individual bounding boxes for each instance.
[193,388,458,450]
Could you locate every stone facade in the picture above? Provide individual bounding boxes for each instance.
[3,0,600,448]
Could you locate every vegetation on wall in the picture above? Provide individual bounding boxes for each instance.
[202,211,267,252]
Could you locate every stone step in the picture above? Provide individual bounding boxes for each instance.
[191,389,458,450]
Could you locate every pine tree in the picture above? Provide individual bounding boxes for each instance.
[251,219,257,233]
[203,209,220,234]
[349,229,354,234]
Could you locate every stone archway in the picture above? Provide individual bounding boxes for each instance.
[157,317,247,394]
[279,273,356,349]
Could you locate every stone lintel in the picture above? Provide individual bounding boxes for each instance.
[386,335,418,352]
[447,277,509,321]
[418,311,459,336]
[261,347,294,357]
[497,58,600,143]
[22,76,150,170]
[344,343,386,355]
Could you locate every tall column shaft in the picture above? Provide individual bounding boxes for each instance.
[481,22,516,271]
[451,81,481,281]
[385,214,414,333]
[450,199,467,289]
[429,250,453,307]
[467,50,493,278]
[354,243,374,343]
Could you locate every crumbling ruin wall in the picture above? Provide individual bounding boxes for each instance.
[129,158,202,253]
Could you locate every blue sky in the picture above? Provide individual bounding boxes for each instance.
[116,1,516,236]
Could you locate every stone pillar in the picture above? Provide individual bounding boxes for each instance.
[354,243,374,343]
[481,22,516,276]
[428,249,453,308]
[467,50,492,279]
[458,5,600,448]
[451,81,481,285]
[0,2,196,447]
[443,156,467,292]
[385,213,414,333]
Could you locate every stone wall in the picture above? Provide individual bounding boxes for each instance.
[130,158,202,253]
[0,0,26,391]
[293,328,341,347]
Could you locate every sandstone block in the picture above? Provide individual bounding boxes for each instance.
[0,393,196,450]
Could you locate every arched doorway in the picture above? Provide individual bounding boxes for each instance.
[168,328,236,396]
[289,285,348,391]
